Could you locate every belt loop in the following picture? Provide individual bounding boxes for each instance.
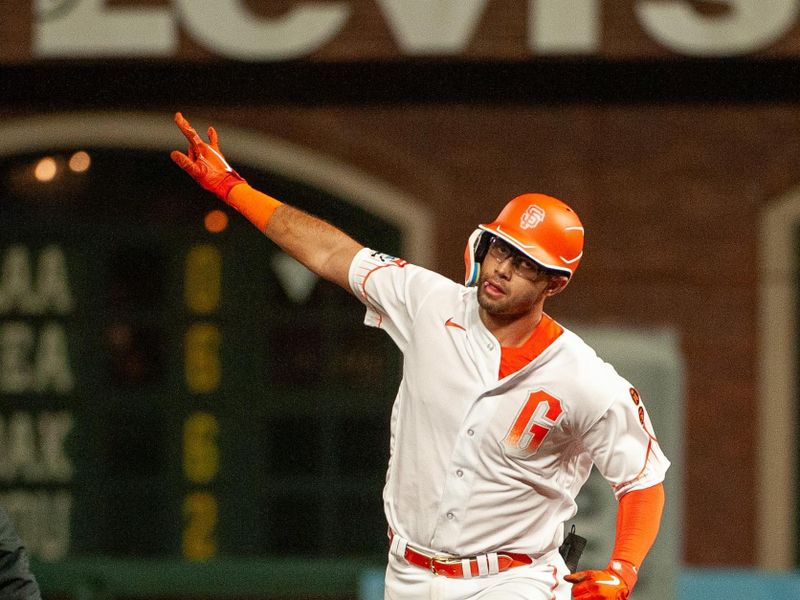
[487,552,500,575]
[476,554,489,577]
[461,558,473,579]
[390,533,408,560]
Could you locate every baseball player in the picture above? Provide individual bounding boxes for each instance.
[171,113,669,600]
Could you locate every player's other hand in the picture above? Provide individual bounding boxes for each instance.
[171,112,246,201]
[564,560,638,600]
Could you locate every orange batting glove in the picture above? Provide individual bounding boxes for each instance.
[564,559,638,600]
[171,112,246,201]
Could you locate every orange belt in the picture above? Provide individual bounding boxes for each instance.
[389,530,533,578]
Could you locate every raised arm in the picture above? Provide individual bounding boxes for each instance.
[170,112,363,290]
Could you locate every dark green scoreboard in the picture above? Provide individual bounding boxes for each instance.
[0,147,401,565]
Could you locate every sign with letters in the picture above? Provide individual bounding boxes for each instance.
[1,1,799,63]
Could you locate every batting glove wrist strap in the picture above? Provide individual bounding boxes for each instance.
[607,559,638,592]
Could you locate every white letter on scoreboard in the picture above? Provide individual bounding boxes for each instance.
[36,245,74,315]
[35,323,74,394]
[174,0,351,60]
[529,0,601,54]
[0,246,40,315]
[39,412,74,482]
[0,322,34,394]
[33,0,176,57]
[636,0,799,56]
[376,0,489,54]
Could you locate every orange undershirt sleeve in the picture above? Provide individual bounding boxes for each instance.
[610,482,665,569]
[226,183,283,233]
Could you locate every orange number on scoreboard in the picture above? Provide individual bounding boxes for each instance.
[503,390,564,457]
[183,491,218,561]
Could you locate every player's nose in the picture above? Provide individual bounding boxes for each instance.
[493,255,514,279]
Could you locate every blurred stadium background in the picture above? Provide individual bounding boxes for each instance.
[1,1,800,598]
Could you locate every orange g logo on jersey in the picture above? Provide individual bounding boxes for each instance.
[503,390,564,457]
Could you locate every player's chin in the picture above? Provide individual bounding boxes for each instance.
[480,290,540,320]
[477,287,499,309]
[477,291,515,316]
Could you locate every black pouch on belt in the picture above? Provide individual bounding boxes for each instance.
[558,524,587,573]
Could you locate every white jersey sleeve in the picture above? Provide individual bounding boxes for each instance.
[580,383,670,499]
[347,247,456,352]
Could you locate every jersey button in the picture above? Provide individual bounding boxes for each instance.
[467,429,475,437]
[456,469,464,478]
[446,512,455,520]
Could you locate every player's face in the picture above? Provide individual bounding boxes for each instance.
[476,239,553,318]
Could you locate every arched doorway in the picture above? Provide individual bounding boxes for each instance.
[0,112,433,561]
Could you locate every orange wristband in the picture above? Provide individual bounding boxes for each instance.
[226,183,283,232]
[611,483,665,569]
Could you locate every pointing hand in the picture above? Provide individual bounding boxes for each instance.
[171,112,246,201]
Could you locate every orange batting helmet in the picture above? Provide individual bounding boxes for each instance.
[464,193,584,286]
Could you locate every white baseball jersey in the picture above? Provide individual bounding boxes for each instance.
[348,248,670,559]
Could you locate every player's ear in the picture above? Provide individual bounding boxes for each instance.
[544,275,570,297]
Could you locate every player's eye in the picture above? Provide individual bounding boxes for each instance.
[488,237,543,279]
[514,257,539,275]
[489,237,512,258]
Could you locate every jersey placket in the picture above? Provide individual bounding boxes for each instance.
[429,304,503,552]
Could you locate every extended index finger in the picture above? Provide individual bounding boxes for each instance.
[174,112,203,146]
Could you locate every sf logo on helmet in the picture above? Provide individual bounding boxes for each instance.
[520,205,545,229]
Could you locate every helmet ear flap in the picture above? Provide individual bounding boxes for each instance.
[464,229,491,286]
